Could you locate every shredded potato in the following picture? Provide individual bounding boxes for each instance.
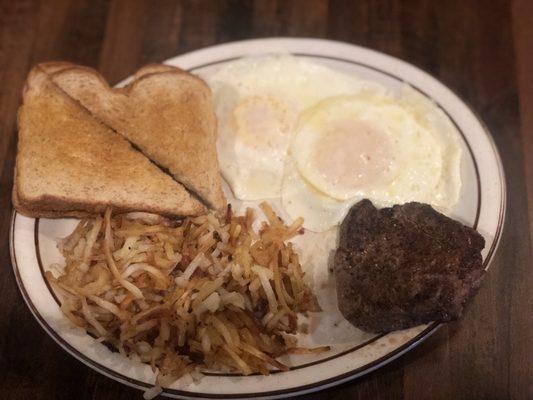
[47,203,328,384]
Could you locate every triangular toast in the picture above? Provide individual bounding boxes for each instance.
[40,62,226,211]
[13,66,205,218]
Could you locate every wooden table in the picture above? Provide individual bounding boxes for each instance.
[1,1,532,399]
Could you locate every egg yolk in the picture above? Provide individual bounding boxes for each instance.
[311,118,394,192]
[232,96,293,149]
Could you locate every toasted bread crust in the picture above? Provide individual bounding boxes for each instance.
[14,65,206,219]
[14,184,188,219]
[43,62,226,210]
[13,186,93,218]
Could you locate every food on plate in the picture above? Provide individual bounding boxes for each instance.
[46,204,327,382]
[334,199,485,333]
[206,55,366,201]
[13,66,204,218]
[283,86,462,232]
[14,52,482,387]
[39,61,226,210]
[205,55,461,232]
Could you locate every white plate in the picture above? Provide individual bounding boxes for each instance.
[10,38,506,399]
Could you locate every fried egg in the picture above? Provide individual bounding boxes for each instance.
[283,86,462,231]
[205,55,461,232]
[205,55,367,200]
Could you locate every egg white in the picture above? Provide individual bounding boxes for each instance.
[205,55,365,200]
[280,86,462,232]
[397,86,462,210]
[292,90,461,205]
[281,158,355,232]
[204,55,462,232]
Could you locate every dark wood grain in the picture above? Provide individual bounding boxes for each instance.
[0,1,531,399]
[511,1,533,399]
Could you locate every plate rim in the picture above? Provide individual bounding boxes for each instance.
[10,37,507,399]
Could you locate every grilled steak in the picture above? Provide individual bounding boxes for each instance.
[334,199,485,333]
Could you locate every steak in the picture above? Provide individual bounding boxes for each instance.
[334,199,485,333]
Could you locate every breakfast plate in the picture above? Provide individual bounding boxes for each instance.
[10,38,506,399]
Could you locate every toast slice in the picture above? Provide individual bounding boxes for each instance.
[12,185,92,218]
[14,66,206,218]
[42,62,227,211]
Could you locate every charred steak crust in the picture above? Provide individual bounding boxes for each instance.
[334,199,485,333]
